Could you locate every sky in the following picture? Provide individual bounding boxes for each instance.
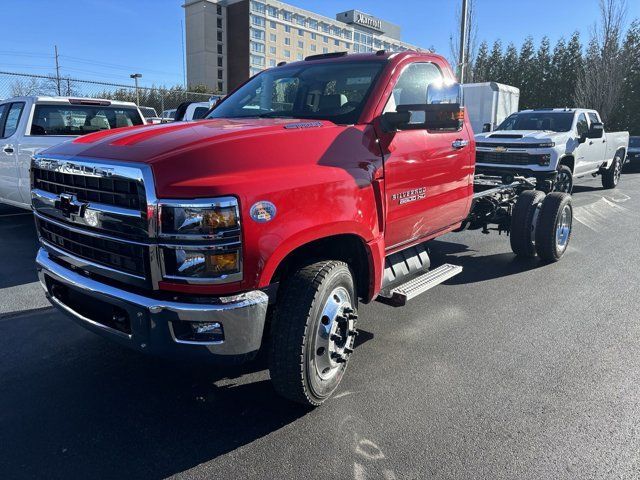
[0,0,639,88]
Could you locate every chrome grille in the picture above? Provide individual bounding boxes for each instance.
[32,166,146,211]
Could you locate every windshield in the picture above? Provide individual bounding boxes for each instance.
[30,104,144,136]
[208,61,385,124]
[630,137,640,147]
[497,112,575,132]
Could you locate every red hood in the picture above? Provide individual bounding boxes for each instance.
[41,118,381,199]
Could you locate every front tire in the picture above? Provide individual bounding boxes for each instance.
[510,190,545,257]
[554,164,574,193]
[268,260,358,406]
[534,192,573,262]
[602,153,622,189]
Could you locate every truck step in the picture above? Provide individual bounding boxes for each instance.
[387,264,462,306]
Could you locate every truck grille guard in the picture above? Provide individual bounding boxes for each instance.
[31,155,241,291]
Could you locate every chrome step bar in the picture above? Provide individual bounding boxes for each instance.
[387,264,462,306]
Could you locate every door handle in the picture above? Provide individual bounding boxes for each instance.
[452,139,469,149]
[2,144,14,154]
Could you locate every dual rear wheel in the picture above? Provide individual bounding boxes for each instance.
[510,191,573,262]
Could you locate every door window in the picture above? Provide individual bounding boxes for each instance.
[1,102,25,138]
[576,113,588,137]
[587,112,599,124]
[384,63,443,123]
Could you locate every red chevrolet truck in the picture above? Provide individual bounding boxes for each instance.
[31,51,573,406]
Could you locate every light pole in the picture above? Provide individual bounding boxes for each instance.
[458,0,469,84]
[130,73,142,105]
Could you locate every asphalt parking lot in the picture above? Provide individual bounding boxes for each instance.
[1,169,640,480]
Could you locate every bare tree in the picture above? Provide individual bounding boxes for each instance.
[10,77,44,97]
[573,0,627,123]
[449,0,478,82]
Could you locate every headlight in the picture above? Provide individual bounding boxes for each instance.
[160,204,238,236]
[163,248,240,278]
[535,142,555,148]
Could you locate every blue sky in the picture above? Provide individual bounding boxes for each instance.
[1,0,639,88]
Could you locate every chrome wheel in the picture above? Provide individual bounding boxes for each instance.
[556,204,572,251]
[313,286,357,381]
[555,170,572,193]
[613,157,622,185]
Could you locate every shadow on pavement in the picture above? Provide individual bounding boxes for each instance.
[0,207,40,289]
[0,307,373,479]
[427,238,542,285]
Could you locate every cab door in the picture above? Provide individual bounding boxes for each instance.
[0,102,26,206]
[378,62,473,250]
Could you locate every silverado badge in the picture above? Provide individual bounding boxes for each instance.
[391,187,426,205]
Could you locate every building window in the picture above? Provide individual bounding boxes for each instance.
[298,40,304,49]
[323,36,328,43]
[251,15,265,27]
[270,33,276,41]
[334,39,339,46]
[296,53,303,60]
[269,59,277,67]
[344,42,351,50]
[251,41,265,53]
[270,46,276,54]
[284,25,291,33]
[217,56,223,67]
[218,81,223,91]
[250,67,263,76]
[343,29,352,39]
[251,28,265,40]
[310,44,316,52]
[308,19,318,30]
[218,70,223,79]
[298,28,304,36]
[322,24,329,33]
[217,44,223,54]
[267,5,278,17]
[323,47,328,53]
[270,20,276,28]
[217,31,222,41]
[250,1,266,14]
[296,15,305,26]
[283,11,292,21]
[216,5,222,15]
[217,18,222,29]
[310,32,316,40]
[284,50,291,58]
[250,54,265,66]
[284,37,290,45]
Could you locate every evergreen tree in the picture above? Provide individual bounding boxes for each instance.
[534,36,553,108]
[473,41,490,82]
[486,40,504,82]
[611,20,640,134]
[502,43,520,87]
[517,36,536,109]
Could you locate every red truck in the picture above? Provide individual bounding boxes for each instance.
[31,51,573,406]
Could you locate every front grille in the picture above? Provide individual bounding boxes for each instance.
[477,151,539,166]
[32,167,146,211]
[37,216,148,277]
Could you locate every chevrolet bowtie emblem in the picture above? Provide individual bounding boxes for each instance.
[54,193,85,218]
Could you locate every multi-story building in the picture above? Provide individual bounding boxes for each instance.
[184,0,425,93]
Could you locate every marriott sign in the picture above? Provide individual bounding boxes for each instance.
[354,13,383,31]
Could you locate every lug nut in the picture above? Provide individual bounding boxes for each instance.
[343,307,354,314]
[330,334,343,342]
[344,347,354,354]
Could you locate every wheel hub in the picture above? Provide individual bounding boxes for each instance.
[556,204,572,250]
[313,286,357,381]
[556,171,572,193]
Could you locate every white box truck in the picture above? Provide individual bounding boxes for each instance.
[463,82,520,134]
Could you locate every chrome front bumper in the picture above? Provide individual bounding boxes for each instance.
[36,248,269,361]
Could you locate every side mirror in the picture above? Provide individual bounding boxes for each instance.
[380,111,411,132]
[423,82,464,130]
[482,123,492,133]
[589,122,604,139]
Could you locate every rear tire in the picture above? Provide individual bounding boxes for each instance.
[268,260,358,407]
[602,153,622,189]
[510,190,545,257]
[534,192,573,262]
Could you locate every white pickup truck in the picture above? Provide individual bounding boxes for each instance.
[0,96,145,209]
[474,108,629,193]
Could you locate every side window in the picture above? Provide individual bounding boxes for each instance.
[384,63,443,117]
[2,102,25,138]
[576,113,588,137]
[587,112,599,124]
